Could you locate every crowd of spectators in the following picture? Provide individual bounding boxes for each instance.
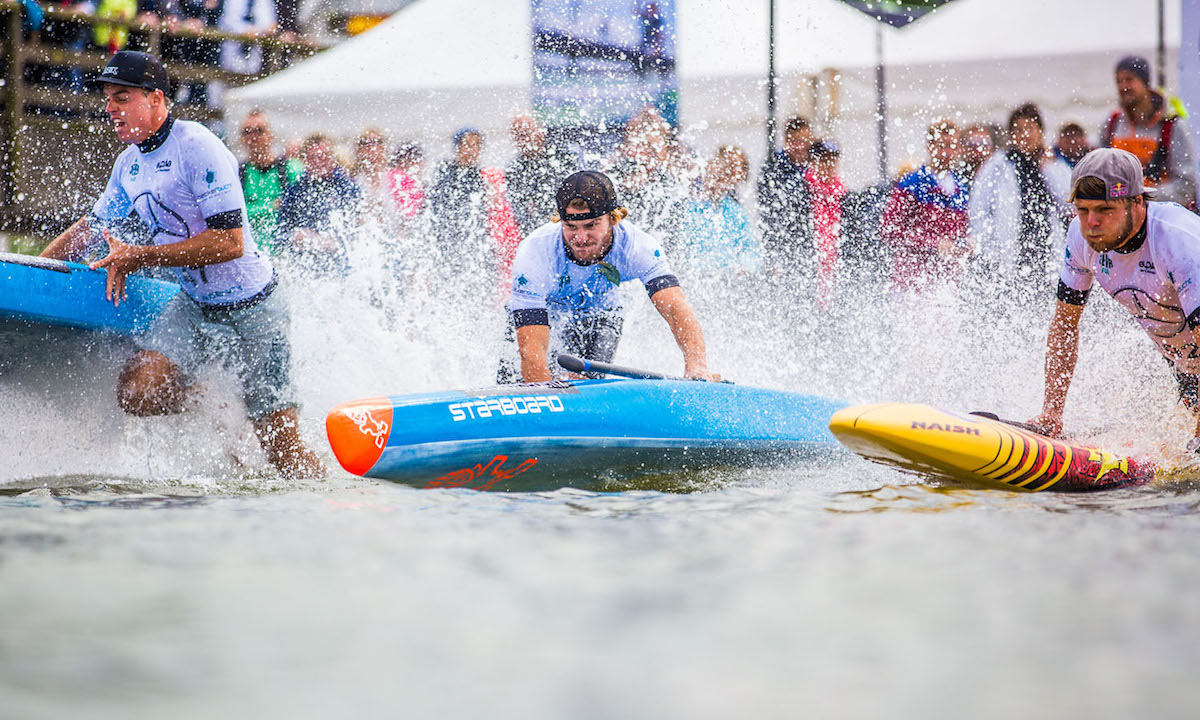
[223,53,1197,314]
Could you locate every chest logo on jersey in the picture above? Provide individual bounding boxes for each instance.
[205,169,216,184]
[1139,260,1156,274]
[156,160,172,172]
[1100,253,1113,275]
[597,262,621,285]
[129,162,140,178]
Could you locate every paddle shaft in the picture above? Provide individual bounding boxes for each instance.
[556,354,676,380]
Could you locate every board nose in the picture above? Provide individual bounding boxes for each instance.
[326,398,394,476]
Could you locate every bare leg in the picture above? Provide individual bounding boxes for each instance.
[117,350,192,416]
[253,406,327,479]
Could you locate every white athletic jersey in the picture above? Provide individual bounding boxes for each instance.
[1058,201,1200,372]
[93,118,273,306]
[508,220,676,315]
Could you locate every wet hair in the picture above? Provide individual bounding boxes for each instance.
[1059,122,1087,137]
[551,201,630,225]
[391,142,423,167]
[301,133,332,151]
[784,116,811,135]
[926,120,958,143]
[1008,103,1044,132]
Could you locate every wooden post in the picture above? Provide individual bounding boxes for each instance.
[2,5,25,220]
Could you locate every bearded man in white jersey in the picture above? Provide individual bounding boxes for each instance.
[40,51,324,478]
[1030,148,1200,451]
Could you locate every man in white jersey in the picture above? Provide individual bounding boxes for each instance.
[40,51,324,478]
[1030,148,1200,448]
[498,170,717,383]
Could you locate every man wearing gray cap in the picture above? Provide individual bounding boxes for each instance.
[1031,148,1200,450]
[1100,54,1196,207]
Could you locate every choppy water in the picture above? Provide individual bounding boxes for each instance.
[4,237,1200,718]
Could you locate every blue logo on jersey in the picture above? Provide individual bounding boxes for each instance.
[130,163,139,178]
[1170,271,1176,283]
[516,274,528,286]
[654,249,661,258]
[205,169,215,184]
[1099,253,1112,275]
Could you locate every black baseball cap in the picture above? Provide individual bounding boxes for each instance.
[556,171,619,222]
[88,51,170,94]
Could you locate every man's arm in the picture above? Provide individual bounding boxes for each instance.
[40,217,94,260]
[91,226,244,305]
[516,324,552,383]
[650,286,717,381]
[1030,299,1086,436]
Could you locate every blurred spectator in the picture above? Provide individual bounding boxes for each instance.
[1053,122,1092,168]
[94,0,136,53]
[273,0,299,40]
[959,124,997,189]
[506,113,573,236]
[881,120,971,293]
[757,115,816,282]
[609,107,688,244]
[238,109,300,254]
[351,128,395,228]
[388,142,426,223]
[174,0,224,106]
[428,129,522,287]
[1101,54,1196,207]
[276,133,361,273]
[970,103,1068,298]
[220,0,275,78]
[805,140,846,302]
[677,145,761,275]
[12,0,46,34]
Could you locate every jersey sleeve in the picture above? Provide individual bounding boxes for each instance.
[92,160,132,222]
[184,131,248,220]
[1057,220,1094,305]
[507,235,557,314]
[623,225,674,285]
[1152,212,1200,329]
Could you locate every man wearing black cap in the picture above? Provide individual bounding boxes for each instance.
[40,51,325,479]
[1100,54,1196,207]
[1030,148,1200,451]
[498,170,716,383]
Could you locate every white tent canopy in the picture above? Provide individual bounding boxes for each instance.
[227,0,1180,185]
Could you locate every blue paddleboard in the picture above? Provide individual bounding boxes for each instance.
[327,378,847,491]
[0,251,179,335]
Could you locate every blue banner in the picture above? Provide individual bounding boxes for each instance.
[531,0,678,129]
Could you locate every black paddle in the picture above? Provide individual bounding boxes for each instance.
[969,411,1054,436]
[557,354,729,382]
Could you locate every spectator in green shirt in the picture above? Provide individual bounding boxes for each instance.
[238,110,301,254]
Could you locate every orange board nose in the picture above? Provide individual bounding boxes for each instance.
[326,397,394,476]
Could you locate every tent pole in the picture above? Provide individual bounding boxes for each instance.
[875,23,887,182]
[767,0,777,159]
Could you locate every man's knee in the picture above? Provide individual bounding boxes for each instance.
[117,350,188,416]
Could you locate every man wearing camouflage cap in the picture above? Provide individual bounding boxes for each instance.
[1031,148,1200,452]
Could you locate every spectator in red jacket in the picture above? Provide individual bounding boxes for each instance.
[880,120,971,292]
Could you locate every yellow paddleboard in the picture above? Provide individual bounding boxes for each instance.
[830,403,1154,491]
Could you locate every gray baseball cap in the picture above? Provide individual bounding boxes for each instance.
[1069,147,1153,201]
